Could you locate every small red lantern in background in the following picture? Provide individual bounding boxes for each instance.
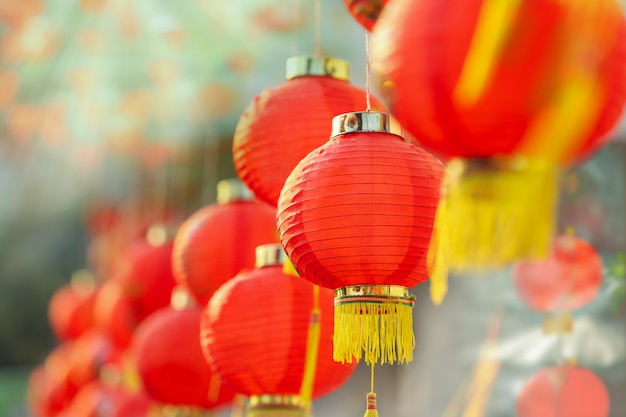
[343,0,388,31]
[514,233,602,333]
[201,244,356,417]
[111,391,155,417]
[372,0,626,271]
[277,111,445,366]
[172,178,278,305]
[93,281,138,348]
[66,330,123,391]
[113,230,177,320]
[517,365,610,417]
[27,365,73,417]
[48,270,97,341]
[233,56,383,207]
[132,287,236,413]
[65,380,132,417]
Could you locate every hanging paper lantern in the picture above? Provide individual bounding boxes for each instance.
[514,233,603,312]
[372,0,626,271]
[93,281,138,348]
[233,56,384,207]
[48,271,97,341]
[132,289,236,412]
[172,178,278,305]
[277,111,445,366]
[66,331,123,390]
[201,244,356,417]
[66,381,132,417]
[514,233,602,334]
[27,365,73,417]
[111,391,155,417]
[113,234,177,320]
[517,365,610,417]
[343,0,388,32]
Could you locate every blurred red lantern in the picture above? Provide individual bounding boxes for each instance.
[172,179,278,305]
[113,236,176,320]
[276,112,444,365]
[517,365,610,417]
[67,381,132,417]
[343,0,388,31]
[67,331,123,390]
[132,291,236,411]
[93,281,138,348]
[48,271,98,341]
[233,56,384,207]
[372,0,626,270]
[514,234,603,312]
[27,365,73,417]
[201,244,356,416]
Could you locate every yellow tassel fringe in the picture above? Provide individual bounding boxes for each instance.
[432,157,558,274]
[334,301,415,365]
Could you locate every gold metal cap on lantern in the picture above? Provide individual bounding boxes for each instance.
[285,55,350,81]
[255,244,287,268]
[331,111,404,139]
[217,178,254,204]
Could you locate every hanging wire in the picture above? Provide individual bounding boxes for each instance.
[365,30,372,112]
[314,0,322,56]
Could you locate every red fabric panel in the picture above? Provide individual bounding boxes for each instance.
[172,200,278,305]
[201,265,356,397]
[233,75,384,207]
[276,131,443,290]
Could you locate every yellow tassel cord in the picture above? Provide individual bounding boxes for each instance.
[299,285,321,412]
[432,157,559,273]
[334,286,415,365]
[428,171,451,306]
[363,365,379,417]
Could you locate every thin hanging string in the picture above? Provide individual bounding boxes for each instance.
[370,363,375,392]
[365,30,372,112]
[291,0,301,56]
[314,0,322,56]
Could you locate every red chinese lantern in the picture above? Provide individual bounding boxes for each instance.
[276,111,444,366]
[233,56,383,207]
[517,365,610,417]
[27,365,73,417]
[172,179,278,305]
[48,271,97,341]
[514,233,602,334]
[113,235,176,320]
[201,244,356,417]
[111,391,155,417]
[343,0,388,31]
[514,234,602,312]
[67,331,123,390]
[372,0,626,271]
[132,289,236,412]
[66,381,132,417]
[93,281,138,348]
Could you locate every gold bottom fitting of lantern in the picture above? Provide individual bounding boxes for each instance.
[433,156,558,275]
[542,311,574,335]
[247,395,307,417]
[334,285,415,365]
[161,405,216,417]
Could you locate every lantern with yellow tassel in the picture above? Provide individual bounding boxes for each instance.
[200,244,356,417]
[276,111,445,366]
[372,0,626,271]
